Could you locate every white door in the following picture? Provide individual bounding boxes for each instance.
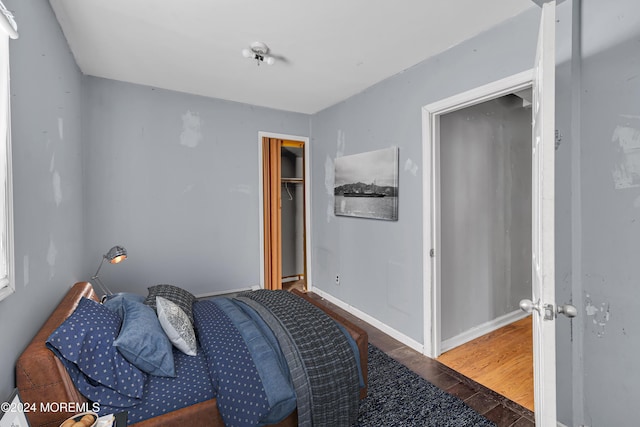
[524,1,558,425]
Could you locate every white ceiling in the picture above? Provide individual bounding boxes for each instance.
[49,0,535,114]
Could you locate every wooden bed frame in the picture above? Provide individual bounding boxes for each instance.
[16,282,368,427]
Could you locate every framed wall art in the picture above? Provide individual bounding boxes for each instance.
[334,147,399,220]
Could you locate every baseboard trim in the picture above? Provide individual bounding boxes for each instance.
[440,309,530,353]
[312,287,424,354]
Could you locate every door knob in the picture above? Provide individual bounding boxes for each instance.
[557,304,577,318]
[519,299,538,314]
[520,299,577,319]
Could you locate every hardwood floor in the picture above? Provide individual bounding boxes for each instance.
[437,316,534,412]
[282,279,306,292]
[302,291,535,427]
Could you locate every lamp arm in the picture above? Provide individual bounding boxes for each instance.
[92,255,106,280]
[91,255,113,296]
[92,276,113,298]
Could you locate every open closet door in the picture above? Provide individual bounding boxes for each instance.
[262,137,282,290]
[525,1,557,425]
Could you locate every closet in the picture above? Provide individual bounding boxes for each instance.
[280,143,305,290]
[262,138,306,290]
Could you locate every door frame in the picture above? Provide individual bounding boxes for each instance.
[421,69,534,358]
[258,131,312,291]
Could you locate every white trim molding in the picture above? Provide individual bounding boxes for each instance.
[257,131,311,290]
[440,310,530,353]
[312,287,424,353]
[0,1,18,40]
[0,16,15,303]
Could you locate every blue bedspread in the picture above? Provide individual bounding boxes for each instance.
[97,346,215,423]
[194,299,296,426]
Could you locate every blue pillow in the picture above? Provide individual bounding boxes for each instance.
[46,297,146,399]
[114,298,176,377]
[103,292,146,319]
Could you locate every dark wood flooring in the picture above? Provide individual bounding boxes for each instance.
[303,292,536,427]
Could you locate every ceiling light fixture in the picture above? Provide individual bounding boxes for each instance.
[242,41,275,66]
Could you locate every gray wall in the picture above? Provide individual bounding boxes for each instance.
[310,6,541,350]
[281,153,295,277]
[553,1,579,423]
[578,0,640,424]
[0,0,84,399]
[82,77,310,296]
[439,96,532,341]
[281,151,303,278]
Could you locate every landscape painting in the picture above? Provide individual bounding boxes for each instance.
[334,147,399,220]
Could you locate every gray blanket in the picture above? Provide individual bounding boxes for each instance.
[237,290,360,427]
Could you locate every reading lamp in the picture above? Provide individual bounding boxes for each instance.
[91,245,127,296]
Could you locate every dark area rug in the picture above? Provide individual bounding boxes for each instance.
[354,344,496,427]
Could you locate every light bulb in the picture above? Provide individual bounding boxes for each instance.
[110,255,126,264]
[265,56,275,65]
[242,48,252,58]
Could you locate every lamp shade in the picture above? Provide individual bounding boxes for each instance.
[92,245,127,297]
[106,245,127,264]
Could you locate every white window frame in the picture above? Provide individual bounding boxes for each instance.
[0,1,17,302]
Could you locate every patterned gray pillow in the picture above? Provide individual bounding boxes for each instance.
[144,284,196,324]
[156,296,197,356]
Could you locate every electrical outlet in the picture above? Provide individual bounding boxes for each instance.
[335,275,340,285]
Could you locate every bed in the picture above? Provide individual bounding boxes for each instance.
[16,282,368,427]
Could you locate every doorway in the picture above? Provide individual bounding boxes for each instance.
[438,89,534,411]
[259,133,311,291]
[422,71,535,409]
[423,5,558,423]
[438,90,533,351]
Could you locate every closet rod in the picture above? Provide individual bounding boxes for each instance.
[281,178,303,184]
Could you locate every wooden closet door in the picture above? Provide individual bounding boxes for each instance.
[262,137,282,290]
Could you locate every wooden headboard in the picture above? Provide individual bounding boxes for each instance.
[16,282,97,427]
